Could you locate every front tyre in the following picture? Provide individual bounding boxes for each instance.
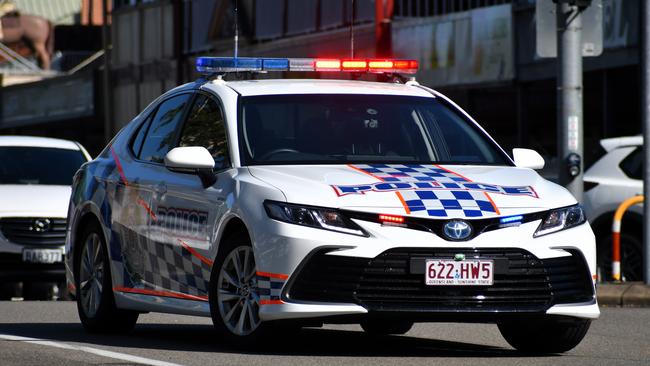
[209,233,265,344]
[76,223,138,333]
[498,318,591,354]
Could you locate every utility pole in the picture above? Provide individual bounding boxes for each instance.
[642,0,650,285]
[556,1,584,202]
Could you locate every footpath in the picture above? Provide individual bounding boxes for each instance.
[597,282,650,307]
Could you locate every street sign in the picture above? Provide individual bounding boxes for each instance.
[536,0,603,58]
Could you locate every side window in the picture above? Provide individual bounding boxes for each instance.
[139,94,191,163]
[619,147,642,180]
[130,115,152,157]
[178,94,230,169]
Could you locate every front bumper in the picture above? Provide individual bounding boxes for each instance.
[0,217,67,282]
[253,216,599,322]
[0,253,65,282]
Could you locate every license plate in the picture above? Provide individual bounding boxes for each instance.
[22,249,63,264]
[425,259,493,286]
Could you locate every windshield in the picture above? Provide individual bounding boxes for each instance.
[0,147,87,185]
[240,95,511,166]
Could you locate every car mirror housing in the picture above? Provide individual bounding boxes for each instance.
[512,148,545,170]
[165,147,217,187]
[164,146,215,172]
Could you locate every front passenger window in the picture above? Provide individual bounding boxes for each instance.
[138,94,190,163]
[179,95,230,169]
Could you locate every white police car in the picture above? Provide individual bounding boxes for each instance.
[66,57,598,353]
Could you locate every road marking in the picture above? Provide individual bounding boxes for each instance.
[0,333,185,366]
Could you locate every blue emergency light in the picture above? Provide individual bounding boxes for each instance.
[499,215,524,224]
[195,57,419,74]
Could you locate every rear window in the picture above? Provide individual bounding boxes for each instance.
[0,147,87,185]
[619,147,642,180]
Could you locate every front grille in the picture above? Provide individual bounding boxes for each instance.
[0,218,67,246]
[288,248,594,313]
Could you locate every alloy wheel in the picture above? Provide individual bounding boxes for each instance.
[216,246,260,336]
[79,233,104,318]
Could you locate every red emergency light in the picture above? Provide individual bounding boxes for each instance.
[379,214,405,224]
[196,57,419,75]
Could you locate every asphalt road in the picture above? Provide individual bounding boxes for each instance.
[0,302,648,366]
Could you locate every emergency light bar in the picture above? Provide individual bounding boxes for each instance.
[196,57,419,74]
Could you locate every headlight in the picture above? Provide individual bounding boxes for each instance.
[533,204,586,237]
[264,200,367,236]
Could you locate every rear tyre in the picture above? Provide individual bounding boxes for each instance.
[75,223,138,333]
[498,318,591,354]
[209,232,268,345]
[361,319,413,335]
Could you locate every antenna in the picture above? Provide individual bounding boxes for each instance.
[350,0,355,58]
[234,0,239,62]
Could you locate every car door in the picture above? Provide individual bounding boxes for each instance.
[115,93,193,292]
[148,92,233,299]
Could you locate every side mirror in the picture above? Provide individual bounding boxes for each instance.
[512,148,545,170]
[164,147,217,187]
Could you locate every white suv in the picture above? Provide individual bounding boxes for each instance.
[0,136,90,299]
[583,136,643,281]
[66,57,598,353]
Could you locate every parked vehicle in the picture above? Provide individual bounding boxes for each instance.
[67,57,597,353]
[583,136,643,281]
[0,136,91,299]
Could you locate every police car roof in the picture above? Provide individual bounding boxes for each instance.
[208,79,435,98]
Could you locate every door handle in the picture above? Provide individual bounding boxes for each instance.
[154,183,167,195]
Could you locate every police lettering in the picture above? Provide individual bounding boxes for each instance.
[332,181,537,198]
[154,206,208,238]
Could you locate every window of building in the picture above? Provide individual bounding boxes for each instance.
[620,147,643,180]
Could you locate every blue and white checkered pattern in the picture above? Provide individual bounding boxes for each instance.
[400,189,496,217]
[256,273,285,303]
[353,164,498,218]
[354,164,469,183]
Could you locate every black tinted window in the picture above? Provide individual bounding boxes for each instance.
[620,147,642,180]
[240,95,510,165]
[179,95,229,168]
[130,115,151,157]
[0,147,86,185]
[139,94,190,163]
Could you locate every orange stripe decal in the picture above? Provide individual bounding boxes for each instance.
[434,164,473,182]
[259,300,284,305]
[256,271,289,280]
[113,287,208,302]
[110,146,129,186]
[136,196,157,221]
[395,191,411,214]
[178,239,214,266]
[435,164,501,215]
[483,192,500,215]
[347,164,386,182]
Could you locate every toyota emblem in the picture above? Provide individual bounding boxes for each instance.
[33,218,51,233]
[443,220,472,241]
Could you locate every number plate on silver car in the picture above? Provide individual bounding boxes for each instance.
[22,249,63,264]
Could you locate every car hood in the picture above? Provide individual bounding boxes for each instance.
[0,185,71,217]
[248,164,576,218]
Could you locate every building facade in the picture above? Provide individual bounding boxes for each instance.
[0,0,642,163]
